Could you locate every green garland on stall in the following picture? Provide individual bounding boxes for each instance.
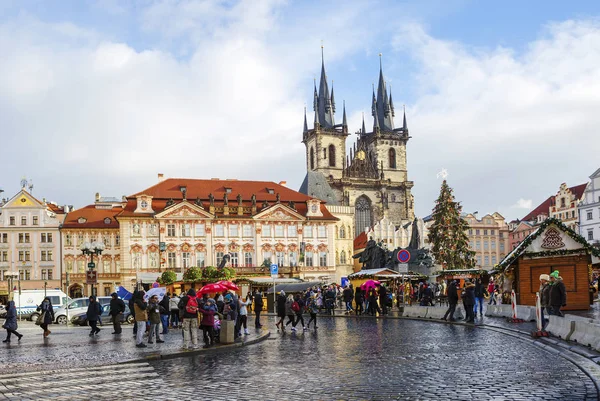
[498,217,600,271]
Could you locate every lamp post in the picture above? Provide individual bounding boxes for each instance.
[80,241,105,297]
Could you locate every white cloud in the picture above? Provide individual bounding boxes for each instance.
[392,20,600,220]
[512,198,533,209]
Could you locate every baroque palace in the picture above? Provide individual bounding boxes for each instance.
[59,176,352,297]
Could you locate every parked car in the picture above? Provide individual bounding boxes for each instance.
[54,296,112,325]
[10,290,70,321]
[0,305,6,317]
[70,304,134,326]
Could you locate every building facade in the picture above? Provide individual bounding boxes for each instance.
[0,188,66,297]
[463,212,510,269]
[579,168,600,245]
[364,216,427,250]
[549,183,587,230]
[60,195,124,298]
[300,53,415,238]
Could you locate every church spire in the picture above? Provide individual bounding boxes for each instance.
[316,45,335,129]
[402,105,408,131]
[313,80,320,127]
[342,100,347,132]
[372,84,379,131]
[361,112,366,135]
[330,83,336,114]
[303,106,308,133]
[375,54,394,131]
[389,86,395,117]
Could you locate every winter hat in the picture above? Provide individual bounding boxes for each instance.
[280,290,285,296]
[539,274,550,281]
[550,271,560,279]
[224,293,233,302]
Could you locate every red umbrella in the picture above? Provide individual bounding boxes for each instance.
[361,279,380,291]
[197,283,228,295]
[217,280,240,291]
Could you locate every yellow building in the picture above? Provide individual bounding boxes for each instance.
[463,212,510,269]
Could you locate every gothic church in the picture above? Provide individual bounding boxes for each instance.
[299,52,415,238]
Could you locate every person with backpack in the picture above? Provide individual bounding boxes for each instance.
[133,291,148,347]
[2,300,22,343]
[159,292,170,335]
[253,290,263,328]
[86,296,102,337]
[199,299,217,347]
[275,290,287,332]
[443,280,458,322]
[36,297,54,338]
[343,285,354,314]
[473,278,486,318]
[285,294,296,330]
[109,292,125,335]
[292,294,306,331]
[306,295,319,330]
[178,288,199,349]
[169,292,181,328]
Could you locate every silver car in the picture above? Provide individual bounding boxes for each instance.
[53,296,112,324]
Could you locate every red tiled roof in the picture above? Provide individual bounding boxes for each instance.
[354,232,368,250]
[120,178,336,220]
[62,205,122,229]
[46,203,65,214]
[521,183,588,222]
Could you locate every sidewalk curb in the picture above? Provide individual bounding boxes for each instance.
[118,330,271,365]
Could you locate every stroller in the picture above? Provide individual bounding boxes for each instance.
[213,315,221,344]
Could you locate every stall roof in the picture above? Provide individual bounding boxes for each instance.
[137,272,183,284]
[235,277,304,286]
[348,268,402,279]
[265,281,324,294]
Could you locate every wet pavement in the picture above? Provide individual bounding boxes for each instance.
[1,313,599,400]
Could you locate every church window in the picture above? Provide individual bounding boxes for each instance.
[340,251,347,264]
[323,148,327,159]
[328,145,336,167]
[355,196,373,237]
[389,148,396,169]
[310,147,315,170]
[339,226,346,239]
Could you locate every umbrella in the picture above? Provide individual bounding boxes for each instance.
[144,287,167,302]
[217,280,240,291]
[361,280,380,291]
[116,286,132,301]
[197,283,228,295]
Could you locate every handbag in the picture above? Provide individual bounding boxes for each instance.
[35,311,46,326]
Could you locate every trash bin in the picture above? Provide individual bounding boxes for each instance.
[220,319,235,344]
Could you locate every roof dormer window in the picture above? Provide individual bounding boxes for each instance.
[78,217,87,224]
[225,187,232,194]
[267,188,275,195]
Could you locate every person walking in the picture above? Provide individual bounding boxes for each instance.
[487,280,496,305]
[549,270,567,317]
[109,293,125,335]
[147,295,165,344]
[306,295,319,330]
[178,288,199,349]
[343,285,354,314]
[378,284,388,315]
[443,280,458,322]
[285,294,296,330]
[463,281,476,323]
[2,301,22,342]
[159,292,170,335]
[86,296,102,337]
[133,290,148,348]
[36,297,55,338]
[199,299,216,348]
[292,294,306,331]
[473,279,485,318]
[238,295,251,336]
[169,292,180,328]
[275,290,287,332]
[354,287,364,315]
[129,289,138,338]
[253,290,263,328]
[539,274,551,329]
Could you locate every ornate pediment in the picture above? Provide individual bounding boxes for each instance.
[254,204,305,221]
[156,201,213,219]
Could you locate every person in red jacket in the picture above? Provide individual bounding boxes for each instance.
[199,300,216,348]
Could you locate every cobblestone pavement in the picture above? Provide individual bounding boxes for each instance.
[0,320,266,375]
[1,315,598,400]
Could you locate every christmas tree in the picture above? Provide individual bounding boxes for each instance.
[427,180,476,269]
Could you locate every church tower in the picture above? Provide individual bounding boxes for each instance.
[302,47,348,180]
[300,52,414,238]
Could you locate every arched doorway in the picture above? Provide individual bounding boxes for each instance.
[355,195,373,237]
[69,284,83,299]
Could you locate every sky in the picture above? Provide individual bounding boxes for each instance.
[1,0,600,222]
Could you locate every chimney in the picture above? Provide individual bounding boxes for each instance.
[278,181,287,187]
[158,173,165,182]
[95,192,100,202]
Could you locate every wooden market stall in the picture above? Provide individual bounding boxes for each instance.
[497,218,600,310]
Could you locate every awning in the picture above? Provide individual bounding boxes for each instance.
[265,281,324,294]
[137,272,184,284]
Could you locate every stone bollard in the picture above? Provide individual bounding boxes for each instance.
[220,319,235,344]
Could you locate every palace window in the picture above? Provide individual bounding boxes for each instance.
[588,211,593,220]
[262,225,272,237]
[276,252,285,266]
[149,252,158,268]
[229,224,239,237]
[19,270,30,281]
[389,148,396,169]
[319,252,328,267]
[40,250,53,261]
[355,196,372,237]
[491,240,496,249]
[41,269,53,280]
[589,230,594,241]
[500,243,505,252]
[65,260,73,273]
[477,256,482,266]
[484,256,490,266]
[149,224,158,236]
[475,229,480,235]
[230,252,239,267]
[32,216,38,225]
[214,224,224,237]
[181,223,191,237]
[21,216,26,226]
[305,252,314,267]
[275,225,284,237]
[263,251,272,265]
[103,235,111,247]
[216,252,224,266]
[243,225,253,237]
[244,252,253,267]
[168,252,176,269]
[561,198,566,208]
[483,230,488,235]
[303,225,313,238]
[103,260,111,273]
[289,252,297,267]
[195,224,205,237]
[116,235,120,246]
[1,251,7,262]
[132,252,141,269]
[182,252,191,269]
[317,226,326,238]
[1,233,6,243]
[196,252,206,268]
[167,224,176,237]
[328,145,336,167]
[491,256,497,265]
[9,217,15,226]
[484,241,489,251]
[78,260,85,273]
[475,241,481,250]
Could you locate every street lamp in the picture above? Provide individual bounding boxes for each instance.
[80,241,105,297]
